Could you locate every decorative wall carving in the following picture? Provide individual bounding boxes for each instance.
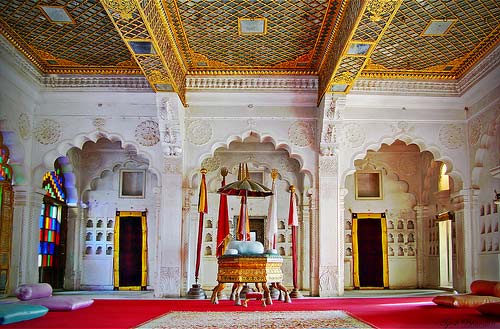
[319,265,338,295]
[288,121,314,147]
[135,120,160,146]
[163,157,181,175]
[17,113,31,139]
[439,124,465,150]
[159,266,180,295]
[319,156,337,177]
[201,156,221,173]
[391,121,415,135]
[93,118,105,130]
[342,123,365,148]
[468,117,482,146]
[187,120,212,146]
[35,119,61,145]
[157,96,183,156]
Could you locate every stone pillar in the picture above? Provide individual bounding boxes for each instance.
[316,94,344,297]
[452,188,479,293]
[10,186,45,289]
[337,187,348,295]
[154,93,185,297]
[413,205,429,288]
[64,206,85,290]
[307,189,320,296]
[300,190,310,291]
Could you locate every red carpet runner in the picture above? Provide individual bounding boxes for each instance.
[2,297,498,328]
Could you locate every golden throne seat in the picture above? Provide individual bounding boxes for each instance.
[210,254,290,306]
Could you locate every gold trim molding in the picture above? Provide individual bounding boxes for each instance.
[366,0,399,22]
[102,0,137,20]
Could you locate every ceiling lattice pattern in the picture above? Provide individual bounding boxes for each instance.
[0,0,140,73]
[0,0,498,90]
[364,0,500,78]
[164,0,339,72]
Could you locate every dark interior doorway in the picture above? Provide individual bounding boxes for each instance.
[114,211,147,290]
[249,217,265,244]
[356,217,384,288]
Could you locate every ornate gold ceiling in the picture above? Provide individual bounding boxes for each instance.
[0,0,498,105]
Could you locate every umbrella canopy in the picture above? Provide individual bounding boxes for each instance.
[217,178,273,197]
[217,163,273,197]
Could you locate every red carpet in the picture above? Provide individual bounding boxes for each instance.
[2,297,498,328]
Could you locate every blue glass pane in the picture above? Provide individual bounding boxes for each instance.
[49,243,55,254]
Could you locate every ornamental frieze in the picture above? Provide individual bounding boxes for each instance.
[35,118,61,145]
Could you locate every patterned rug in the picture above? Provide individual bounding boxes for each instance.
[135,310,373,328]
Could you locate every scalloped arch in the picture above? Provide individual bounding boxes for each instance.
[39,130,161,179]
[35,131,161,206]
[189,129,311,188]
[341,134,464,194]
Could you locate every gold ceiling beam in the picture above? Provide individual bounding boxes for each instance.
[100,0,188,106]
[319,0,403,101]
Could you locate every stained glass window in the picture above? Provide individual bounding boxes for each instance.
[0,146,12,182]
[38,203,62,267]
[38,163,66,268]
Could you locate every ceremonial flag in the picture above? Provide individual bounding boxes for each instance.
[194,168,208,283]
[266,169,278,250]
[216,169,230,257]
[288,185,299,290]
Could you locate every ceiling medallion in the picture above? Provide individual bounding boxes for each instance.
[102,0,136,20]
[366,0,399,22]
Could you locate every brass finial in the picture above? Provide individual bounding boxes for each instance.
[237,163,243,180]
[271,169,278,181]
[200,168,207,175]
[289,185,295,193]
[221,167,228,177]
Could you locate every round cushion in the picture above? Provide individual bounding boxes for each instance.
[16,283,53,301]
[470,280,500,297]
[477,302,500,317]
[224,248,238,255]
[227,240,264,255]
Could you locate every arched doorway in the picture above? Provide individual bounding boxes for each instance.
[344,140,457,290]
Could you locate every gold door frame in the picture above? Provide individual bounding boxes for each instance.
[352,212,388,289]
[113,211,148,290]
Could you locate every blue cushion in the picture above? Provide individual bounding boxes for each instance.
[0,303,48,325]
